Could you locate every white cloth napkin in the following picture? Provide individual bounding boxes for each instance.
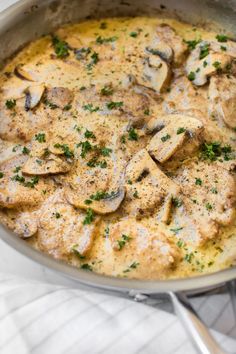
[0,238,236,354]
[0,272,235,354]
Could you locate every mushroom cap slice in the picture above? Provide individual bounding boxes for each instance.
[147,115,204,163]
[24,84,45,110]
[15,64,36,82]
[156,24,187,66]
[0,155,52,208]
[145,42,173,63]
[141,54,171,93]
[22,154,72,175]
[67,187,125,215]
[208,75,236,130]
[185,42,232,86]
[14,212,38,238]
[124,149,180,219]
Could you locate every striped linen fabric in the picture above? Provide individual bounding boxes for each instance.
[0,272,235,354]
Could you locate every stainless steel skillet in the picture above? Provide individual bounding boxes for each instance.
[0,0,236,353]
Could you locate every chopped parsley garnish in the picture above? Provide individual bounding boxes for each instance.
[123,261,139,273]
[0,172,4,179]
[22,146,30,155]
[52,36,69,58]
[211,187,218,194]
[83,208,95,225]
[170,227,183,234]
[24,176,39,188]
[87,51,99,70]
[128,128,138,141]
[14,166,21,173]
[220,45,227,51]
[11,174,25,183]
[117,234,132,250]
[89,190,116,202]
[85,199,92,205]
[144,108,150,115]
[172,197,183,208]
[195,178,202,186]
[216,34,228,42]
[184,252,194,263]
[177,127,186,135]
[106,101,123,109]
[72,246,86,259]
[84,129,96,139]
[74,124,82,132]
[213,61,221,70]
[83,103,100,112]
[199,43,210,59]
[200,141,233,161]
[129,31,138,38]
[177,239,185,248]
[133,190,139,198]
[161,133,171,142]
[188,71,196,81]
[55,212,61,219]
[203,60,208,67]
[5,99,16,109]
[100,22,107,29]
[99,160,107,168]
[53,143,74,158]
[44,100,58,109]
[35,133,46,143]
[86,158,107,169]
[96,36,118,44]
[63,104,72,111]
[75,47,91,60]
[100,85,113,96]
[77,140,93,158]
[100,147,112,157]
[12,174,39,188]
[184,39,201,50]
[121,135,126,144]
[205,202,213,211]
[81,263,93,271]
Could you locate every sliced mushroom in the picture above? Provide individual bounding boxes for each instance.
[185,41,232,86]
[145,43,173,63]
[208,75,236,130]
[147,114,204,163]
[123,149,180,219]
[141,54,171,93]
[14,212,38,238]
[46,87,74,109]
[22,154,72,175]
[155,24,187,66]
[67,187,125,215]
[15,64,36,81]
[24,84,45,110]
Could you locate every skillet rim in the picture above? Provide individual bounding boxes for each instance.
[0,0,236,294]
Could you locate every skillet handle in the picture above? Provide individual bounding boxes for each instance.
[169,292,226,354]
